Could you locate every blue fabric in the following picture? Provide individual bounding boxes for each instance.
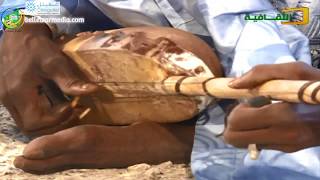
[60,0,120,31]
[197,0,311,76]
[0,0,25,11]
[192,104,320,180]
[191,1,319,180]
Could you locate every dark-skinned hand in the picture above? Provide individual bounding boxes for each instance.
[0,24,98,136]
[224,62,320,153]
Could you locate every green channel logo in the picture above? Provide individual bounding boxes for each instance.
[244,7,309,25]
[1,8,25,31]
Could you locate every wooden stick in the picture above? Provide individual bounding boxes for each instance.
[79,108,91,120]
[70,97,91,120]
[162,76,320,104]
[248,144,260,160]
[71,96,80,108]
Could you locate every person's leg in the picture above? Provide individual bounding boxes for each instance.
[14,120,195,174]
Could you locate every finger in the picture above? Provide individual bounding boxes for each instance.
[260,144,302,153]
[4,75,82,134]
[23,107,85,137]
[22,135,69,160]
[27,103,73,132]
[224,129,287,148]
[226,104,272,131]
[5,79,58,130]
[229,64,283,89]
[228,62,313,89]
[38,41,98,96]
[14,152,107,175]
[23,125,91,159]
[14,93,73,132]
[14,155,79,174]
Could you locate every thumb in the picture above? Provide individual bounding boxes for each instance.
[228,62,316,89]
[228,64,281,89]
[39,53,98,96]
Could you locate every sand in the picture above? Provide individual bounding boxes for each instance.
[0,105,193,180]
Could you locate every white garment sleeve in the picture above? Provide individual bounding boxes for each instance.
[197,0,311,76]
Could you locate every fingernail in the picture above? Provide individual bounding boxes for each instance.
[228,81,234,86]
[228,79,238,87]
[81,83,89,90]
[14,158,25,168]
[71,82,98,93]
[80,83,98,91]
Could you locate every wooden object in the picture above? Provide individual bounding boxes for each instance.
[63,29,215,125]
[63,29,320,126]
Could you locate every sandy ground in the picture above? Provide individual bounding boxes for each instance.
[0,105,193,180]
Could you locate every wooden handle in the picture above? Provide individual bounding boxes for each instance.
[163,76,320,104]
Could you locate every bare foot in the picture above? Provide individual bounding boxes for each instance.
[14,122,195,174]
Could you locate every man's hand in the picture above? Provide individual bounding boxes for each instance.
[224,62,320,152]
[0,24,98,136]
[228,62,320,88]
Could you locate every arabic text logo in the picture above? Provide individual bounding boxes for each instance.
[1,8,24,31]
[244,7,309,25]
[281,7,309,25]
